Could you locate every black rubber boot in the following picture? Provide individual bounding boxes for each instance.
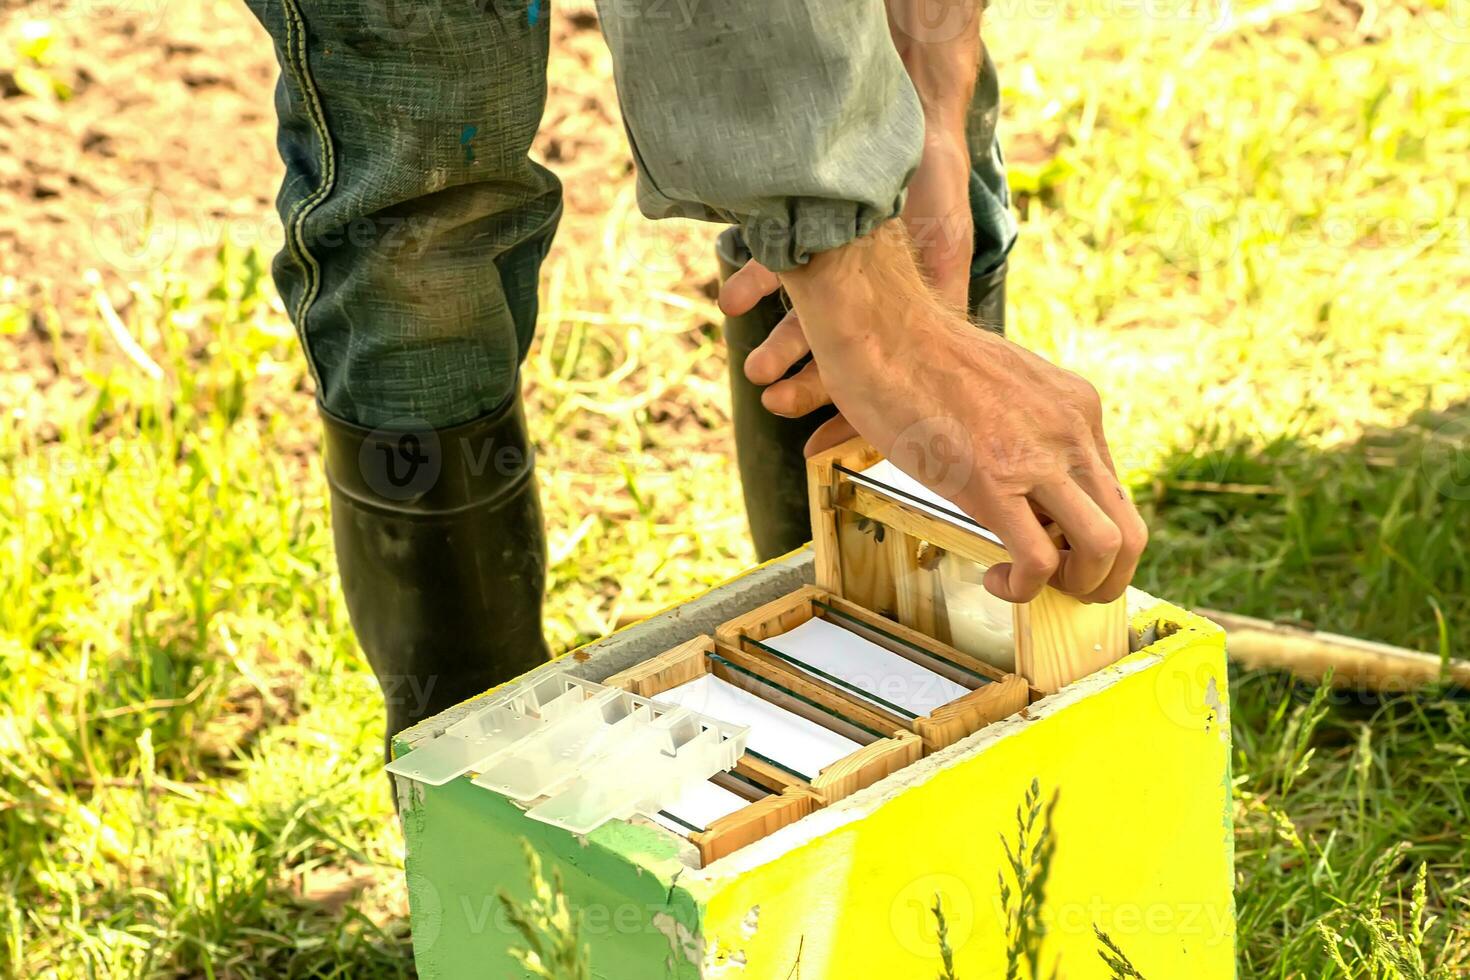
[969,259,1008,337]
[320,393,551,759]
[718,227,1009,560]
[716,229,836,561]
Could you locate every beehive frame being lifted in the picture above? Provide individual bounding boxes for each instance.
[806,438,1131,693]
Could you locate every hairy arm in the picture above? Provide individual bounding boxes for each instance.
[887,0,983,305]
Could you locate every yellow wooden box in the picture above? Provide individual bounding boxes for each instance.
[392,443,1235,978]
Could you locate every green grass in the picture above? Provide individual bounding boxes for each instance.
[2,0,1468,976]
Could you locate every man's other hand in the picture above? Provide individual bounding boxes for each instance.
[719,0,981,448]
[722,222,1147,606]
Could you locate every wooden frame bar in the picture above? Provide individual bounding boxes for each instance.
[911,678,1029,753]
[806,438,1129,693]
[603,634,923,864]
[690,786,822,865]
[716,586,1029,754]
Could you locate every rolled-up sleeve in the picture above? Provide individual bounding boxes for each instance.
[594,0,925,271]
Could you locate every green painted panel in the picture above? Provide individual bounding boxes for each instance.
[400,772,705,979]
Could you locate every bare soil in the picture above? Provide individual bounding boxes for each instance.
[0,0,651,414]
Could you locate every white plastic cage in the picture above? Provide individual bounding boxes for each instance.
[386,669,749,835]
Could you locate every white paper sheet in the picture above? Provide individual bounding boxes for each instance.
[652,674,861,779]
[936,552,1017,670]
[856,459,1003,545]
[759,617,970,716]
[652,779,752,835]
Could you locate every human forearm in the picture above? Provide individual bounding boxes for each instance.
[776,221,990,437]
[886,0,982,129]
[884,0,983,303]
[778,222,938,371]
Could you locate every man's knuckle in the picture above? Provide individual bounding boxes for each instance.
[1086,523,1123,558]
[1125,515,1150,555]
[1022,547,1060,580]
[1064,374,1102,412]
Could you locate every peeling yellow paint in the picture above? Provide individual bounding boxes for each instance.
[740,905,759,939]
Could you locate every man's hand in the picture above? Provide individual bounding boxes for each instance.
[723,222,1146,605]
[723,113,976,452]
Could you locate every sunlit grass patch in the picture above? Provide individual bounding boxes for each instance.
[1,0,1467,974]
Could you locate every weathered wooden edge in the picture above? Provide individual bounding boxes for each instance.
[810,730,924,803]
[1015,589,1129,694]
[912,674,1029,754]
[692,787,823,866]
[712,585,823,646]
[806,438,883,594]
[603,635,713,696]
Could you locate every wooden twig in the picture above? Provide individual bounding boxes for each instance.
[1158,479,1284,495]
[1200,608,1469,691]
[85,268,164,381]
[92,677,211,719]
[1183,0,1324,68]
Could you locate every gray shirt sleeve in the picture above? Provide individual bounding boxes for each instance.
[595,0,925,272]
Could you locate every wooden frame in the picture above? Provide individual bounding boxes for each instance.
[806,438,1129,693]
[604,635,921,808]
[716,586,1029,754]
[690,785,822,865]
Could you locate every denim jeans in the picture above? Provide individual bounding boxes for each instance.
[244,0,1014,430]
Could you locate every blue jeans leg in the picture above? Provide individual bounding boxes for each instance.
[245,0,562,429]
